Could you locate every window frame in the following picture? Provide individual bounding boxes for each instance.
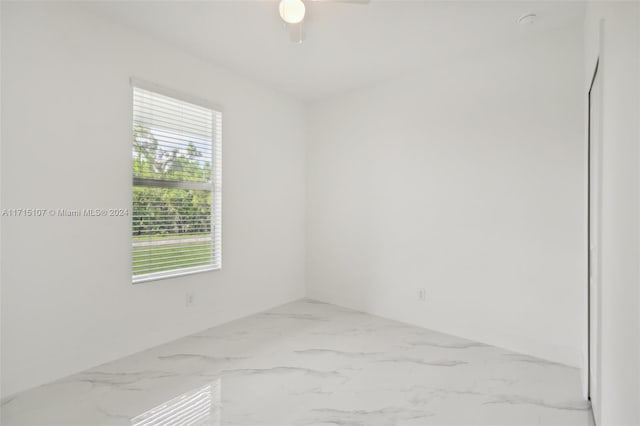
[130,77,222,284]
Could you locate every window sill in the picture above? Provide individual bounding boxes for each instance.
[132,264,220,284]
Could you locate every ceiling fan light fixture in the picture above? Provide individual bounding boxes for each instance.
[279,0,306,24]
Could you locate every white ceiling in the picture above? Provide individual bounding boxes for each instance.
[90,1,585,101]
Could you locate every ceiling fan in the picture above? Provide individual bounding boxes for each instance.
[278,0,370,44]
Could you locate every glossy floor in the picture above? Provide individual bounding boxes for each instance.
[1,299,592,425]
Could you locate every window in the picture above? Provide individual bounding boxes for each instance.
[131,79,222,283]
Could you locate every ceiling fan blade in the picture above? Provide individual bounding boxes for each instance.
[288,22,305,44]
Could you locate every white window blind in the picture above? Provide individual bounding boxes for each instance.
[131,80,222,283]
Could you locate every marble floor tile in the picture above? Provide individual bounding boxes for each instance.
[1,299,593,426]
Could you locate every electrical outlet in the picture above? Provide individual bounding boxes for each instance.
[418,288,426,302]
[185,291,195,307]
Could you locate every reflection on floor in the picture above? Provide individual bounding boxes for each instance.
[130,380,220,426]
[1,299,592,425]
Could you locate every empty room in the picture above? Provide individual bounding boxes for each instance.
[1,0,639,425]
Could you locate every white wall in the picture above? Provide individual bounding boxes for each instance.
[0,2,306,398]
[307,26,585,368]
[584,2,640,425]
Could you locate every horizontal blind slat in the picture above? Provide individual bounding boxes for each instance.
[133,116,212,138]
[134,89,213,116]
[133,105,212,127]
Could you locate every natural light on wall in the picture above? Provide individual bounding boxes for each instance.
[131,79,222,283]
